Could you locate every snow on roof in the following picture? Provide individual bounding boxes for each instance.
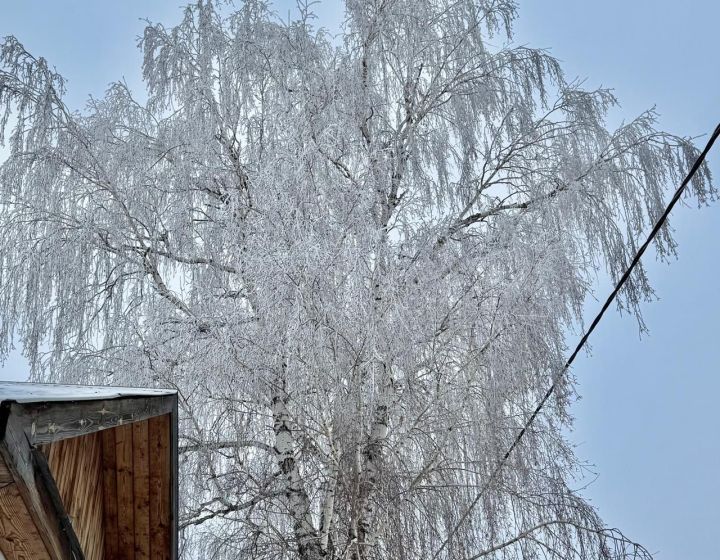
[0,381,176,404]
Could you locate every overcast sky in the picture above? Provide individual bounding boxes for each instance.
[1,1,718,558]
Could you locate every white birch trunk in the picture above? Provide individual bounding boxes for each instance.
[358,402,389,544]
[353,371,393,559]
[319,442,338,554]
[272,381,323,560]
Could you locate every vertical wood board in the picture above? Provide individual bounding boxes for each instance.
[115,424,135,560]
[148,415,170,560]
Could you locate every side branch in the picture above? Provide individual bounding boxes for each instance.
[467,520,651,560]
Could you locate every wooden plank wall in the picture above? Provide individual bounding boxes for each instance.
[0,454,52,559]
[37,414,172,560]
[43,431,105,560]
[102,416,171,560]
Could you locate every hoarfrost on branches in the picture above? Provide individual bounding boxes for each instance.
[0,1,713,559]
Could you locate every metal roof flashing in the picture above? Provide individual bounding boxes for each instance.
[0,381,176,404]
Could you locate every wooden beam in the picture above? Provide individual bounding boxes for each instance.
[43,433,105,560]
[0,403,84,560]
[1,393,179,560]
[31,448,85,558]
[15,396,176,445]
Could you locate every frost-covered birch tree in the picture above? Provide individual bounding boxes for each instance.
[0,1,713,559]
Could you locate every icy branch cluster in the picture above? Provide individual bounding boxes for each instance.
[0,1,712,558]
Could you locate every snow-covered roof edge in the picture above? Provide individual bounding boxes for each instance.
[0,380,176,404]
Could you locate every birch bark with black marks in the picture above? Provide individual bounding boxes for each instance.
[354,373,392,560]
[318,432,339,556]
[271,372,323,560]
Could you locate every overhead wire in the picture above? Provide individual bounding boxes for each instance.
[431,122,720,559]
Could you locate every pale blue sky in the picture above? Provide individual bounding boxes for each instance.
[1,2,718,558]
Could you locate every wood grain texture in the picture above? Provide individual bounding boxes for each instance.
[0,456,12,485]
[115,423,135,560]
[1,396,177,560]
[102,427,119,559]
[0,404,76,559]
[17,396,176,445]
[0,482,51,560]
[30,449,85,559]
[149,415,170,560]
[43,432,105,560]
[102,419,171,560]
[133,421,150,560]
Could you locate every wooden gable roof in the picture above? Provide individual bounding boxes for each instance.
[0,382,178,560]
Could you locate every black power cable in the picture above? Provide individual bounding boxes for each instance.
[432,123,720,559]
